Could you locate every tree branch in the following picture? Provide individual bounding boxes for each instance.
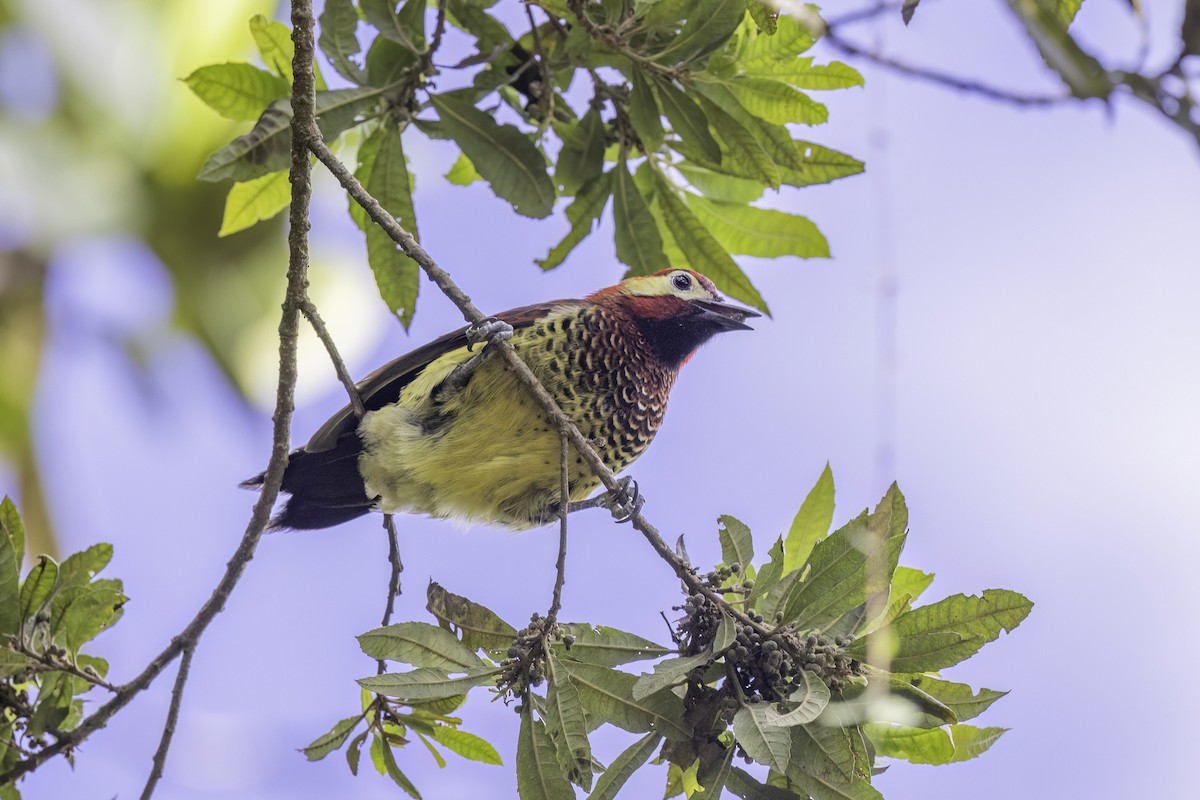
[138,645,194,800]
[301,299,365,419]
[545,434,571,627]
[375,514,404,675]
[0,0,319,784]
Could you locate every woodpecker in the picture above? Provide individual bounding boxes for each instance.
[243,268,759,530]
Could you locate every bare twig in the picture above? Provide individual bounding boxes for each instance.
[139,645,194,800]
[10,640,118,693]
[821,27,1068,107]
[307,138,771,636]
[300,299,366,419]
[0,1,319,784]
[545,434,571,626]
[375,514,404,675]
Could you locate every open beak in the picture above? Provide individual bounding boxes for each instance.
[691,298,762,331]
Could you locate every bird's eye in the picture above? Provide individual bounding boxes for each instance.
[672,273,692,291]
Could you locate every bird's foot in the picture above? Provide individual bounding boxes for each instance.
[466,317,513,353]
[600,476,644,524]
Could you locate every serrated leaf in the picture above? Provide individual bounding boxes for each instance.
[184,62,289,122]
[695,93,779,189]
[358,666,499,700]
[653,76,721,163]
[628,69,664,152]
[544,653,592,788]
[49,581,126,654]
[677,162,764,204]
[943,724,1007,761]
[750,60,864,91]
[613,158,668,274]
[781,484,908,630]
[430,91,555,218]
[745,1,779,34]
[718,515,754,570]
[784,464,834,574]
[686,195,829,258]
[319,0,367,83]
[740,15,818,67]
[198,87,383,182]
[517,710,574,800]
[18,555,57,624]
[889,567,934,607]
[556,107,606,195]
[631,650,712,700]
[778,141,864,187]
[219,170,290,236]
[733,705,793,772]
[0,497,23,567]
[653,0,746,65]
[431,725,503,765]
[895,675,1007,723]
[650,171,768,313]
[56,542,112,590]
[302,714,363,761]
[378,733,423,798]
[250,14,325,90]
[587,732,661,800]
[864,723,1005,765]
[445,151,482,186]
[537,171,613,271]
[726,78,827,125]
[558,623,672,667]
[850,589,1033,672]
[359,622,485,671]
[426,582,517,653]
[560,660,690,740]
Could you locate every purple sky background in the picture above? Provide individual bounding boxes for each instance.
[5,1,1200,799]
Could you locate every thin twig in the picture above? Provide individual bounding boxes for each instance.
[300,300,365,419]
[0,1,319,783]
[307,138,772,637]
[10,641,118,693]
[376,514,404,675]
[545,434,570,626]
[822,27,1068,107]
[139,645,195,800]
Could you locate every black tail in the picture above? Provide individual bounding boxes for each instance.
[241,432,373,530]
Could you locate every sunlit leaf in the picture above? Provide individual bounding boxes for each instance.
[894,675,1007,723]
[445,152,483,186]
[686,195,829,258]
[431,725,503,765]
[653,76,721,163]
[613,158,668,274]
[18,555,57,624]
[726,78,828,125]
[219,170,290,236]
[719,515,754,570]
[783,463,834,573]
[358,622,485,671]
[185,62,289,122]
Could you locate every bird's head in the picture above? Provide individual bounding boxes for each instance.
[590,269,761,367]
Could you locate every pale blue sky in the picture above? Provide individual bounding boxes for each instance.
[7,2,1200,799]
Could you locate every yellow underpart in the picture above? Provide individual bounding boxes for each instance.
[357,309,607,530]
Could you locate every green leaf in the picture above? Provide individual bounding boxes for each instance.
[302,714,363,761]
[628,69,664,152]
[219,170,290,236]
[785,767,882,800]
[748,536,785,613]
[18,555,57,624]
[864,723,1006,765]
[517,709,574,800]
[889,567,934,607]
[745,1,779,35]
[537,172,613,271]
[431,725,503,765]
[587,732,661,800]
[761,670,830,727]
[358,622,485,671]
[378,733,423,798]
[0,517,18,637]
[49,581,126,654]
[727,767,800,800]
[653,0,746,65]
[556,107,606,196]
[355,121,420,326]
[426,582,517,654]
[346,730,368,774]
[1006,0,1110,98]
[895,675,1007,723]
[780,484,908,630]
[850,589,1033,672]
[712,611,737,653]
[56,543,112,590]
[653,77,721,163]
[789,723,861,785]
[558,624,672,667]
[631,650,712,700]
[184,62,289,122]
[358,666,500,700]
[701,745,735,796]
[666,758,705,798]
[650,170,768,313]
[363,0,427,52]
[319,0,367,84]
[250,14,324,89]
[777,142,864,188]
[613,158,668,274]
[686,195,829,259]
[445,152,483,186]
[544,653,593,788]
[560,660,690,740]
[676,162,764,204]
[725,78,827,125]
[430,91,556,218]
[748,60,864,91]
[733,705,793,772]
[366,36,418,86]
[198,88,383,182]
[740,15,818,66]
[783,464,834,574]
[0,497,23,567]
[694,94,779,189]
[718,515,754,570]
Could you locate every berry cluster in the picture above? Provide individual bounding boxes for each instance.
[730,628,863,700]
[497,612,572,703]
